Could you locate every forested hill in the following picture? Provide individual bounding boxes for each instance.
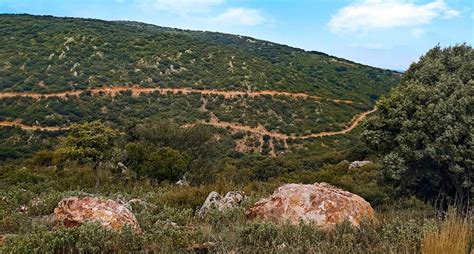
[0,14,399,103]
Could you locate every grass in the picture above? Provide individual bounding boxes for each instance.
[421,211,473,254]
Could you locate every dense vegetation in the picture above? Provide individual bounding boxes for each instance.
[363,44,473,206]
[0,92,365,133]
[0,14,400,159]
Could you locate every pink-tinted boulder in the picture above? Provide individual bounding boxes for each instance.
[247,183,374,228]
[54,196,141,233]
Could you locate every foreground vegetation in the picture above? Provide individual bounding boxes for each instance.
[1,163,472,253]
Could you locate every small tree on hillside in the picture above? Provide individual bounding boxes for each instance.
[363,44,473,206]
[55,121,119,187]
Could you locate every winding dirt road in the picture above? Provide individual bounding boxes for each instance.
[0,85,376,139]
[202,107,377,139]
[0,86,353,104]
[0,108,376,139]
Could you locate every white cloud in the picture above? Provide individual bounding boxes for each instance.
[137,0,224,14]
[212,8,266,26]
[329,0,460,33]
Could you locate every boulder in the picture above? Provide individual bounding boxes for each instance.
[53,196,141,233]
[349,160,372,169]
[198,191,245,216]
[246,183,374,228]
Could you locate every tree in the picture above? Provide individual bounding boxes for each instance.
[129,120,231,183]
[363,44,473,206]
[55,121,119,187]
[125,142,188,182]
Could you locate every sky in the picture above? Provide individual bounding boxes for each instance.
[0,0,472,70]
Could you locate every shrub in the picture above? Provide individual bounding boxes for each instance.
[1,223,143,253]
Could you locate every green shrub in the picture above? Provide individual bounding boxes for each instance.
[2,223,143,253]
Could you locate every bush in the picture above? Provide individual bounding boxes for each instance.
[2,223,143,253]
[363,44,474,205]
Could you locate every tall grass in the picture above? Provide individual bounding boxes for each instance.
[421,211,473,254]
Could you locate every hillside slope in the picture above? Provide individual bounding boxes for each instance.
[0,14,399,102]
[0,14,400,158]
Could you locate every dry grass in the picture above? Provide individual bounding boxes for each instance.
[421,212,473,254]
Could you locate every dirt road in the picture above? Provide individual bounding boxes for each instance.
[0,86,353,104]
[202,107,377,139]
[0,85,376,138]
[0,108,376,139]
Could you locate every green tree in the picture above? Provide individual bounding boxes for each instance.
[125,142,188,182]
[130,120,231,183]
[363,44,473,205]
[55,121,119,187]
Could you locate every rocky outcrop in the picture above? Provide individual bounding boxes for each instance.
[53,197,141,233]
[349,160,372,169]
[198,191,245,216]
[246,183,374,228]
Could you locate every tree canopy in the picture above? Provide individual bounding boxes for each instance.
[55,121,119,168]
[363,44,473,205]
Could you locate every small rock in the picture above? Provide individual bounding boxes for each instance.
[176,176,189,186]
[221,191,246,210]
[165,219,178,227]
[117,162,127,171]
[54,196,141,233]
[349,160,372,169]
[198,191,245,216]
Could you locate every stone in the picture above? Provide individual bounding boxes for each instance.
[198,191,245,216]
[221,191,246,210]
[117,162,128,171]
[349,160,372,169]
[176,176,189,186]
[53,196,141,233]
[246,183,374,228]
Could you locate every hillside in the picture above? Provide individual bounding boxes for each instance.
[0,14,400,159]
[0,14,399,99]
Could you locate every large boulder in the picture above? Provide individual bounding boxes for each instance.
[53,197,141,233]
[198,191,245,216]
[246,183,374,228]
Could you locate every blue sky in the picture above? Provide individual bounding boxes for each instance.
[0,0,472,70]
